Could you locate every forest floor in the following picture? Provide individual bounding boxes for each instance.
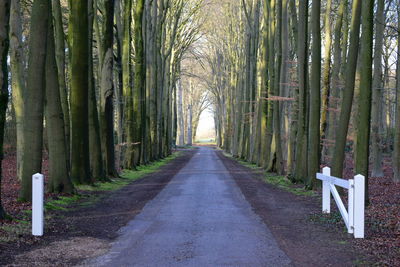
[0,149,196,266]
[0,147,398,266]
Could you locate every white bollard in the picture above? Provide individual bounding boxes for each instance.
[353,174,365,238]
[322,167,331,213]
[32,173,44,236]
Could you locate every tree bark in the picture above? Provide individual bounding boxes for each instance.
[355,0,373,203]
[9,0,25,181]
[99,0,117,177]
[320,0,332,160]
[293,0,309,182]
[19,0,49,201]
[52,0,70,171]
[393,0,400,183]
[370,0,385,178]
[307,0,321,188]
[45,4,74,193]
[88,0,105,181]
[69,0,91,184]
[0,0,10,218]
[331,0,362,178]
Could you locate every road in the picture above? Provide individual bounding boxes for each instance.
[89,147,292,266]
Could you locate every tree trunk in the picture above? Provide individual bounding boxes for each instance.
[259,0,269,168]
[187,104,193,146]
[327,0,347,161]
[9,0,25,181]
[0,0,10,218]
[307,0,321,188]
[52,0,70,171]
[122,0,134,169]
[69,0,91,184]
[393,1,400,183]
[370,0,385,178]
[293,0,309,182]
[99,0,117,177]
[88,0,105,181]
[45,4,74,193]
[331,0,362,178]
[177,78,185,146]
[272,0,284,174]
[355,0,373,203]
[19,0,49,201]
[320,0,332,160]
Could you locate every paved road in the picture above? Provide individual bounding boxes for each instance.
[90,147,291,267]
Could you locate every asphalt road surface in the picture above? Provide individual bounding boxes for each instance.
[90,147,292,266]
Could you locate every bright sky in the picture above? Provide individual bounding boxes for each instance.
[196,109,215,140]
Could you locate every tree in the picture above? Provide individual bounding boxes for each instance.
[124,0,144,168]
[69,0,91,184]
[370,0,385,178]
[88,0,105,180]
[19,0,50,201]
[355,0,374,203]
[307,0,321,188]
[332,0,362,178]
[320,0,332,158]
[99,0,118,177]
[45,2,74,193]
[293,0,309,182]
[9,0,25,181]
[52,0,70,169]
[0,0,11,219]
[394,1,400,183]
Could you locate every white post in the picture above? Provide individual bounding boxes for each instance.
[353,174,365,238]
[322,167,331,213]
[32,173,44,236]
[347,179,354,234]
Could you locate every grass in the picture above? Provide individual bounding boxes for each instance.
[76,151,182,192]
[0,151,183,242]
[263,174,316,197]
[223,151,315,197]
[194,138,217,146]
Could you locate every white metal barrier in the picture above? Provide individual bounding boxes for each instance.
[32,173,44,236]
[316,167,365,238]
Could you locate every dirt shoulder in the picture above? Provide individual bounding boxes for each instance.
[217,150,371,267]
[0,150,196,266]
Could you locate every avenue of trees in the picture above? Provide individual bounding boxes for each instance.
[0,0,203,219]
[1,0,400,219]
[204,0,400,203]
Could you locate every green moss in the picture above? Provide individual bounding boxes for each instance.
[263,174,316,197]
[223,151,315,196]
[0,222,31,243]
[76,151,182,192]
[0,152,184,245]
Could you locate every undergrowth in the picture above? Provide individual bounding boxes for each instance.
[223,151,315,197]
[0,151,182,242]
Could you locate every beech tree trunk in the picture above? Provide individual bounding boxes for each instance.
[332,0,362,178]
[307,0,321,188]
[9,0,25,181]
[69,0,91,184]
[0,0,10,218]
[99,0,118,177]
[394,1,400,183]
[88,0,105,180]
[45,4,74,193]
[19,0,49,201]
[355,0,373,203]
[370,0,385,178]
